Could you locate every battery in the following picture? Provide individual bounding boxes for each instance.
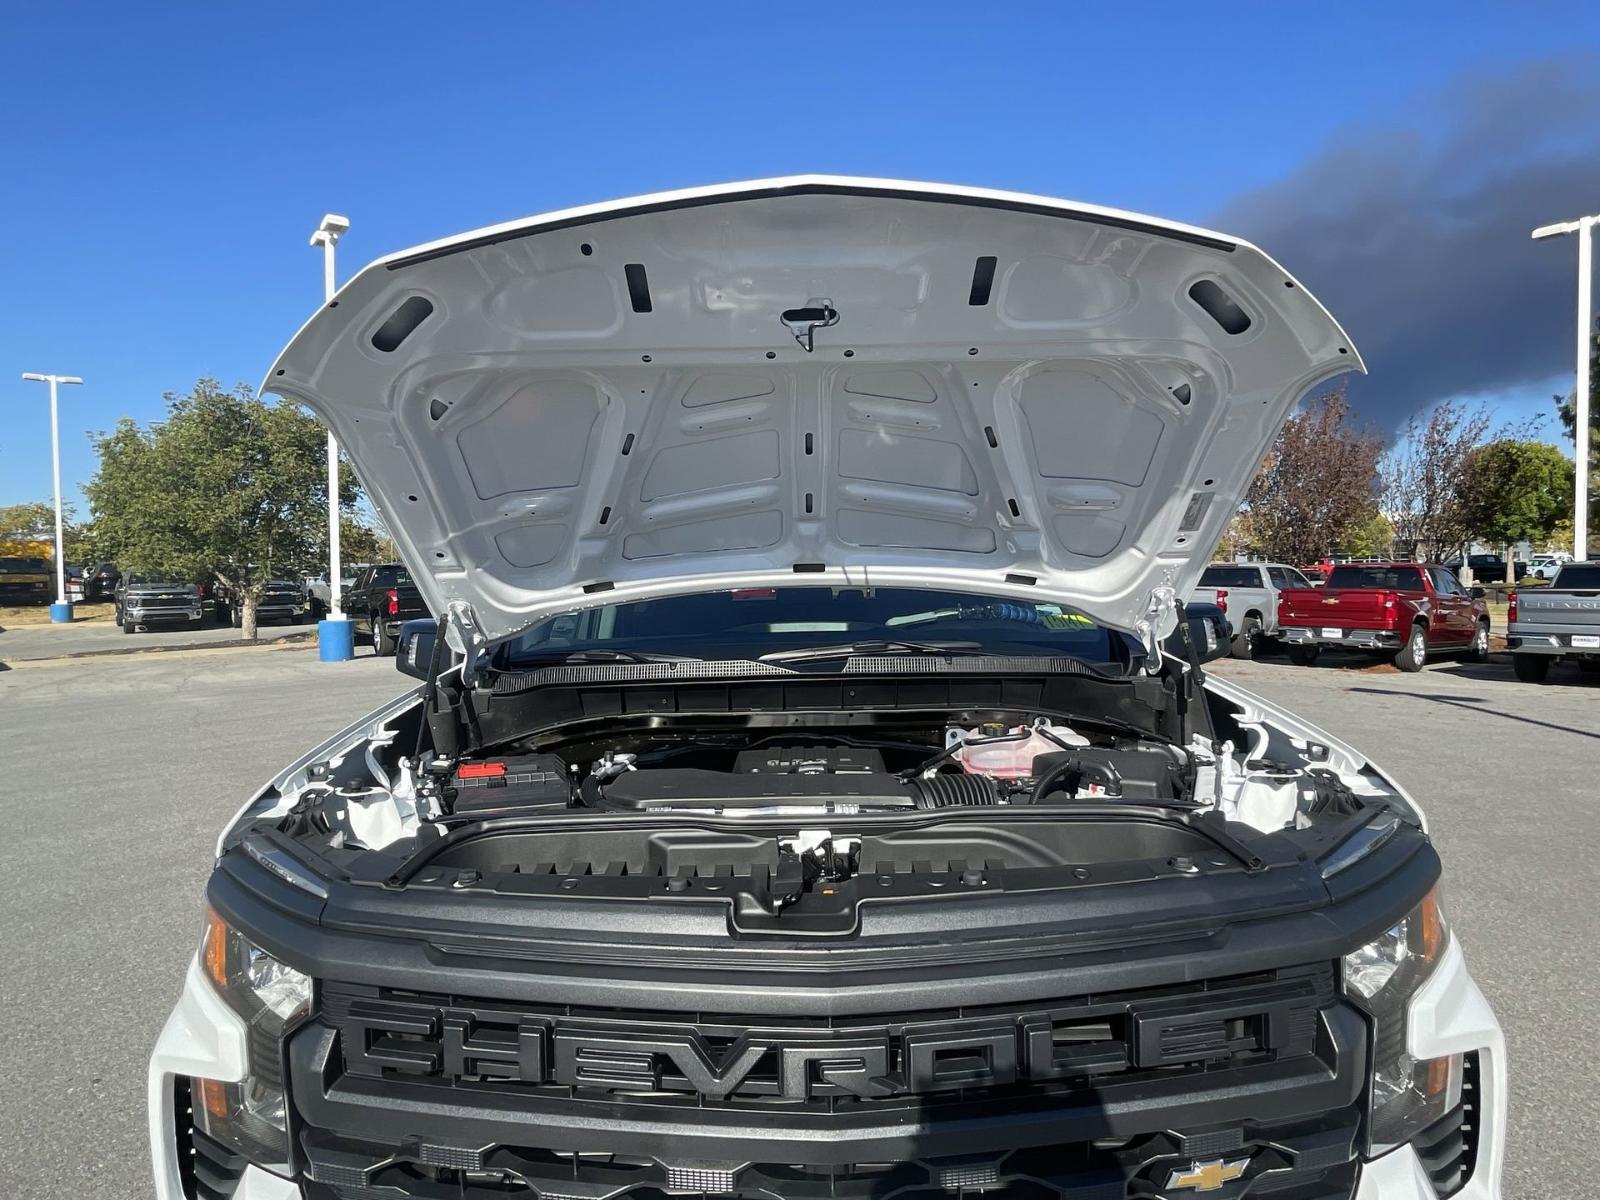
[447,753,571,816]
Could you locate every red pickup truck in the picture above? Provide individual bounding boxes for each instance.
[1276,562,1491,671]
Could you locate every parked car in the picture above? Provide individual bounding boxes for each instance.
[1188,561,1317,658]
[302,575,332,619]
[1443,553,1526,583]
[1506,560,1600,682]
[148,179,1504,1200]
[216,578,311,627]
[345,561,429,655]
[63,564,86,602]
[114,572,204,632]
[1527,552,1572,580]
[82,560,121,600]
[0,555,52,604]
[1277,562,1490,671]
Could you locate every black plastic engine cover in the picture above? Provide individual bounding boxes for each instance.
[731,745,887,774]
[595,767,914,811]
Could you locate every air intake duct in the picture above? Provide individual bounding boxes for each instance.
[905,774,1008,809]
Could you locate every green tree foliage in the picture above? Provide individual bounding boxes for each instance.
[1337,511,1394,558]
[1459,440,1574,580]
[1241,389,1385,566]
[0,499,96,563]
[0,500,57,540]
[83,380,360,636]
[338,515,398,566]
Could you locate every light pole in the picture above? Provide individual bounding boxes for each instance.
[309,213,354,661]
[20,372,83,623]
[1532,213,1597,560]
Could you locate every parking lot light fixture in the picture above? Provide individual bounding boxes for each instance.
[20,372,84,623]
[1531,213,1597,560]
[309,214,355,661]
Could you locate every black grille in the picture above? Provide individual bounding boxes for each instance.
[301,1116,1361,1200]
[319,963,1337,1114]
[172,1076,247,1200]
[1414,1052,1481,1197]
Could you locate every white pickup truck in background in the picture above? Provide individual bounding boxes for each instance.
[1189,561,1318,659]
[1508,561,1600,682]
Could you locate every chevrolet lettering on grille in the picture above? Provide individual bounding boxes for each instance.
[332,980,1327,1102]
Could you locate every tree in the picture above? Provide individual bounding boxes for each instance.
[83,380,360,637]
[1459,440,1574,582]
[1379,399,1492,564]
[0,499,96,564]
[1337,511,1394,559]
[0,500,58,558]
[338,515,399,566]
[1240,389,1385,566]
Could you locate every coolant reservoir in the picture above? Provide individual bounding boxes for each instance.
[953,721,1090,779]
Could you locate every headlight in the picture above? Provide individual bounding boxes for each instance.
[1344,886,1462,1156]
[195,907,312,1174]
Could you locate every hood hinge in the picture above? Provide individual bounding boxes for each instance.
[446,601,489,687]
[1136,585,1179,673]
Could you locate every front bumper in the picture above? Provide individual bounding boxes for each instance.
[127,604,203,624]
[0,581,51,601]
[149,935,1506,1200]
[1282,626,1402,650]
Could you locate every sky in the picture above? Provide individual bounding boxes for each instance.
[3,1,1598,512]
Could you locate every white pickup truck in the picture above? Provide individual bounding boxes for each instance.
[1508,560,1600,682]
[1189,561,1318,659]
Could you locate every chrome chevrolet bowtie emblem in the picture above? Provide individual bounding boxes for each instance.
[1166,1157,1250,1192]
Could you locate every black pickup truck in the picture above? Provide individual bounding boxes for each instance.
[345,562,429,655]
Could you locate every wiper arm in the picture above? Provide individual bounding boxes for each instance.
[513,648,702,665]
[759,639,985,664]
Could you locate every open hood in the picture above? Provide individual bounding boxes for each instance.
[265,176,1361,649]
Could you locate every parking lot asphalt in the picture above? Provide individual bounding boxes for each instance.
[0,613,311,663]
[0,646,1593,1198]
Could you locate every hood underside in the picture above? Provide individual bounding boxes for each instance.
[266,176,1362,647]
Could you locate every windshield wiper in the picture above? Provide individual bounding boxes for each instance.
[510,648,702,665]
[759,639,986,665]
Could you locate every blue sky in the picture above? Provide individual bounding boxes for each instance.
[3,1,1597,510]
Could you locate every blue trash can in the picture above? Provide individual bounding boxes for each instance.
[49,602,72,623]
[318,617,355,662]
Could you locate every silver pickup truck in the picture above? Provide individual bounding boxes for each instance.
[1508,561,1600,682]
[1189,561,1316,659]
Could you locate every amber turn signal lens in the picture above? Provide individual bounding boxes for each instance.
[201,907,230,990]
[197,1076,231,1120]
[1419,886,1446,967]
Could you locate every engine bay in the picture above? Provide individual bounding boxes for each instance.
[208,666,1425,936]
[265,698,1372,873]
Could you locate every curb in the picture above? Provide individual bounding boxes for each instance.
[0,630,318,669]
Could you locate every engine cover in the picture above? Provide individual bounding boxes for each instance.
[594,767,913,812]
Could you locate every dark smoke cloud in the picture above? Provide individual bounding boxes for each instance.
[1211,56,1600,431]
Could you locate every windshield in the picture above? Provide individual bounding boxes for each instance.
[1553,565,1600,589]
[1198,565,1260,588]
[1325,565,1424,590]
[498,587,1138,672]
[126,574,188,587]
[373,566,413,588]
[0,557,49,571]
